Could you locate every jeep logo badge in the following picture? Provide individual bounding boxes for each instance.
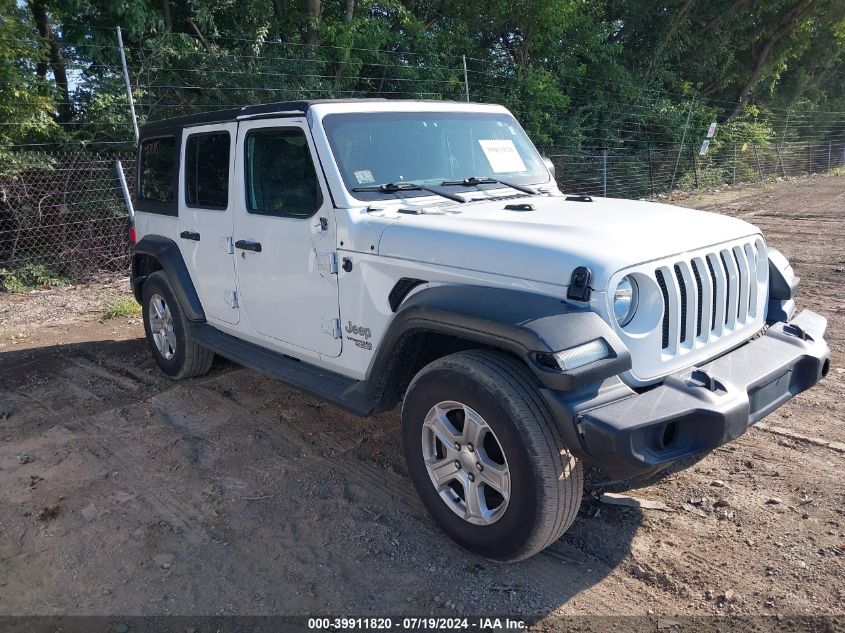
[345,321,371,339]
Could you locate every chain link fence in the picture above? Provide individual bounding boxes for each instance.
[544,140,845,199]
[1,140,843,288]
[0,151,135,288]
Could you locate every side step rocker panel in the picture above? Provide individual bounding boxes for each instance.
[192,323,376,416]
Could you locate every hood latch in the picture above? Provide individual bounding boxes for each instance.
[567,266,593,302]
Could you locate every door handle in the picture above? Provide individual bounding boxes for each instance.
[235,239,262,253]
[180,230,200,241]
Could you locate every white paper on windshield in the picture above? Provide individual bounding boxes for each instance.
[353,169,375,184]
[478,139,527,173]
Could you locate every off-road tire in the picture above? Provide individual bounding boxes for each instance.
[141,270,214,379]
[401,350,584,561]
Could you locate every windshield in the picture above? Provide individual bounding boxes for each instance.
[323,111,549,200]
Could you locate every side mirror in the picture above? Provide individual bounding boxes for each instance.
[543,157,556,180]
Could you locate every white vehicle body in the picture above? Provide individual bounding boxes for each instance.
[130,99,828,561]
[135,100,768,385]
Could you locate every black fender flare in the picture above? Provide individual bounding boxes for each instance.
[363,285,631,394]
[131,235,206,322]
[767,247,799,300]
[766,247,799,323]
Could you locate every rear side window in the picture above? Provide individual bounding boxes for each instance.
[185,132,231,209]
[139,136,177,203]
[245,128,322,218]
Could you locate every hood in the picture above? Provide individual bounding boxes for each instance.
[375,195,761,289]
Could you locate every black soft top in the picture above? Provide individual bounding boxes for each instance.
[138,98,395,134]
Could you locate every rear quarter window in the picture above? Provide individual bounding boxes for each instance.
[137,133,180,215]
[140,137,177,202]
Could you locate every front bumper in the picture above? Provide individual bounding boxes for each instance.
[542,310,830,480]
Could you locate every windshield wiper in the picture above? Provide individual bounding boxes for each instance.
[352,181,466,203]
[440,176,538,196]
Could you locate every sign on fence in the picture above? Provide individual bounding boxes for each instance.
[707,122,718,138]
[699,140,710,156]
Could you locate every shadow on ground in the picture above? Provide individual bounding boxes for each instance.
[0,336,641,618]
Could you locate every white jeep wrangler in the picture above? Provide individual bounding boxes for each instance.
[130,99,830,561]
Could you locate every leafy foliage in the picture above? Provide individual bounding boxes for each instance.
[0,1,842,150]
[0,0,61,146]
[0,262,68,292]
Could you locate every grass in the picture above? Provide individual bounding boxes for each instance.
[103,297,141,319]
[0,263,69,293]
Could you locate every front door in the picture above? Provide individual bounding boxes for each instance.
[233,119,341,357]
[177,122,239,325]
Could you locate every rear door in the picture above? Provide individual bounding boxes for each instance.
[178,123,239,325]
[233,119,341,357]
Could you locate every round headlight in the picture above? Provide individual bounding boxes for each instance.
[613,276,638,326]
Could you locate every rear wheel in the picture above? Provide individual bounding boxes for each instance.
[141,271,214,379]
[401,350,584,561]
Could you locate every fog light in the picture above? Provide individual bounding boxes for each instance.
[553,339,611,371]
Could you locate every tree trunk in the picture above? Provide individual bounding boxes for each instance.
[31,0,48,81]
[333,0,355,84]
[29,0,72,123]
[306,0,322,49]
[728,0,816,117]
[162,0,172,30]
[644,0,697,80]
[186,17,210,50]
[34,49,48,79]
[272,0,287,21]
[377,66,387,94]
[695,0,749,38]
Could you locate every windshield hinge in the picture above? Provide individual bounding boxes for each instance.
[226,236,235,254]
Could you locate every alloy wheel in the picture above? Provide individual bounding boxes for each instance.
[421,400,511,525]
[148,293,177,360]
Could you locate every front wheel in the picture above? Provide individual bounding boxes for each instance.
[401,350,583,562]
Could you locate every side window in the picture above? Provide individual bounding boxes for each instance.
[185,131,231,209]
[140,136,177,202]
[245,128,322,218]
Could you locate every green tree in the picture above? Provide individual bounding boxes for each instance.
[0,0,60,146]
[1,0,842,150]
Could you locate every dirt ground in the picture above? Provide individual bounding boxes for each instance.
[0,176,843,626]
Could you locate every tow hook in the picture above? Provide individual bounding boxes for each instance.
[783,323,811,341]
[691,369,720,392]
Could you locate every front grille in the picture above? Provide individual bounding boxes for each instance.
[673,264,688,344]
[655,269,670,349]
[692,262,704,337]
[656,240,762,354]
[720,250,732,324]
[706,256,717,331]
